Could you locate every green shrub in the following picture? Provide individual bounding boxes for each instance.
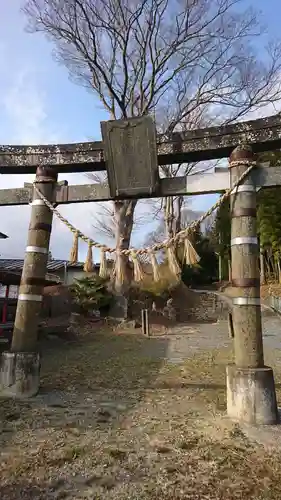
[70,275,113,315]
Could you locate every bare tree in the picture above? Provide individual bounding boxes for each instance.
[23,0,281,286]
[145,206,204,247]
[85,171,156,246]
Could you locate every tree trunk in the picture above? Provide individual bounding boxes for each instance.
[218,232,222,282]
[273,257,278,282]
[260,247,266,285]
[219,254,222,282]
[268,253,275,281]
[277,258,281,284]
[265,253,271,281]
[164,197,174,238]
[228,258,232,282]
[175,196,183,234]
[114,199,137,293]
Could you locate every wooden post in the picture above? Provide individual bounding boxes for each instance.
[229,145,263,368]
[218,232,222,282]
[1,284,9,327]
[0,166,57,398]
[260,248,264,282]
[227,312,234,339]
[226,145,278,425]
[141,309,150,336]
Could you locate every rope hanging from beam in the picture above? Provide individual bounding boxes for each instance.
[33,159,256,282]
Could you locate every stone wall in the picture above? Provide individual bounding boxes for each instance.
[41,286,72,318]
[184,292,230,323]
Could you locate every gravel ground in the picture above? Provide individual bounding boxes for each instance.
[1,311,281,499]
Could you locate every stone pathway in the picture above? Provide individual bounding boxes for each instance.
[149,308,280,364]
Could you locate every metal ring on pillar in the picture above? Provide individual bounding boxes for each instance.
[26,246,48,254]
[231,237,258,246]
[232,278,260,287]
[30,199,46,206]
[30,222,52,233]
[22,277,47,286]
[233,297,260,306]
[232,207,256,217]
[231,185,256,194]
[36,165,58,181]
[18,294,43,302]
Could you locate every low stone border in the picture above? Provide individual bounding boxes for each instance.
[269,295,281,315]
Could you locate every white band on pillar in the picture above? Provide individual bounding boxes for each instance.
[231,185,256,194]
[233,297,260,306]
[231,237,258,246]
[26,246,48,254]
[30,199,46,206]
[18,294,43,302]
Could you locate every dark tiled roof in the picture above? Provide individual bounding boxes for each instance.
[0,269,22,286]
[0,269,61,286]
[0,259,86,272]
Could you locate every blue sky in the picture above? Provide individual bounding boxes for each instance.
[0,1,280,261]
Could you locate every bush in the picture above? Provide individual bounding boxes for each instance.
[181,236,218,287]
[70,275,113,316]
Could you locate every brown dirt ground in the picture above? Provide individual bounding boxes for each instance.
[1,324,281,499]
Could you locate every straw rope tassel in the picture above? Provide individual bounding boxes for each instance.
[84,241,94,272]
[131,251,144,283]
[69,231,79,264]
[166,244,181,277]
[99,248,108,278]
[184,237,200,266]
[114,250,126,288]
[149,250,160,282]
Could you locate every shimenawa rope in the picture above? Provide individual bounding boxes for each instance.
[32,159,256,280]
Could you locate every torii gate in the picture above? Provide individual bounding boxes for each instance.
[1,114,281,426]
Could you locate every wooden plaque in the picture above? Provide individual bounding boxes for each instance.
[101,116,159,198]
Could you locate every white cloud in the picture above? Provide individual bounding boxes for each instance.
[0,66,101,261]
[3,69,52,145]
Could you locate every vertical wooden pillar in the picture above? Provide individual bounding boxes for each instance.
[226,145,278,424]
[229,145,263,368]
[218,232,222,282]
[2,284,9,323]
[0,166,57,398]
[141,309,150,336]
[11,166,57,352]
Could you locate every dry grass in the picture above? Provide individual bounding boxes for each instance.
[1,330,281,499]
[260,283,281,300]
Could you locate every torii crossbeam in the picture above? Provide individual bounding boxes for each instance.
[0,113,281,206]
[0,113,280,174]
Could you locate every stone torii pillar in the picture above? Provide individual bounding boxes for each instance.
[226,145,278,425]
[0,166,57,398]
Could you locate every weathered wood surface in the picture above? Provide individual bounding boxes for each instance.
[11,167,57,352]
[230,146,264,368]
[101,116,159,198]
[0,114,281,173]
[0,164,280,206]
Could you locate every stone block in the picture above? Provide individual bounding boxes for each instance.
[226,364,279,425]
[0,351,41,398]
[109,295,128,321]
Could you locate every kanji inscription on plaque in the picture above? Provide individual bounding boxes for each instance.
[101,116,159,198]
